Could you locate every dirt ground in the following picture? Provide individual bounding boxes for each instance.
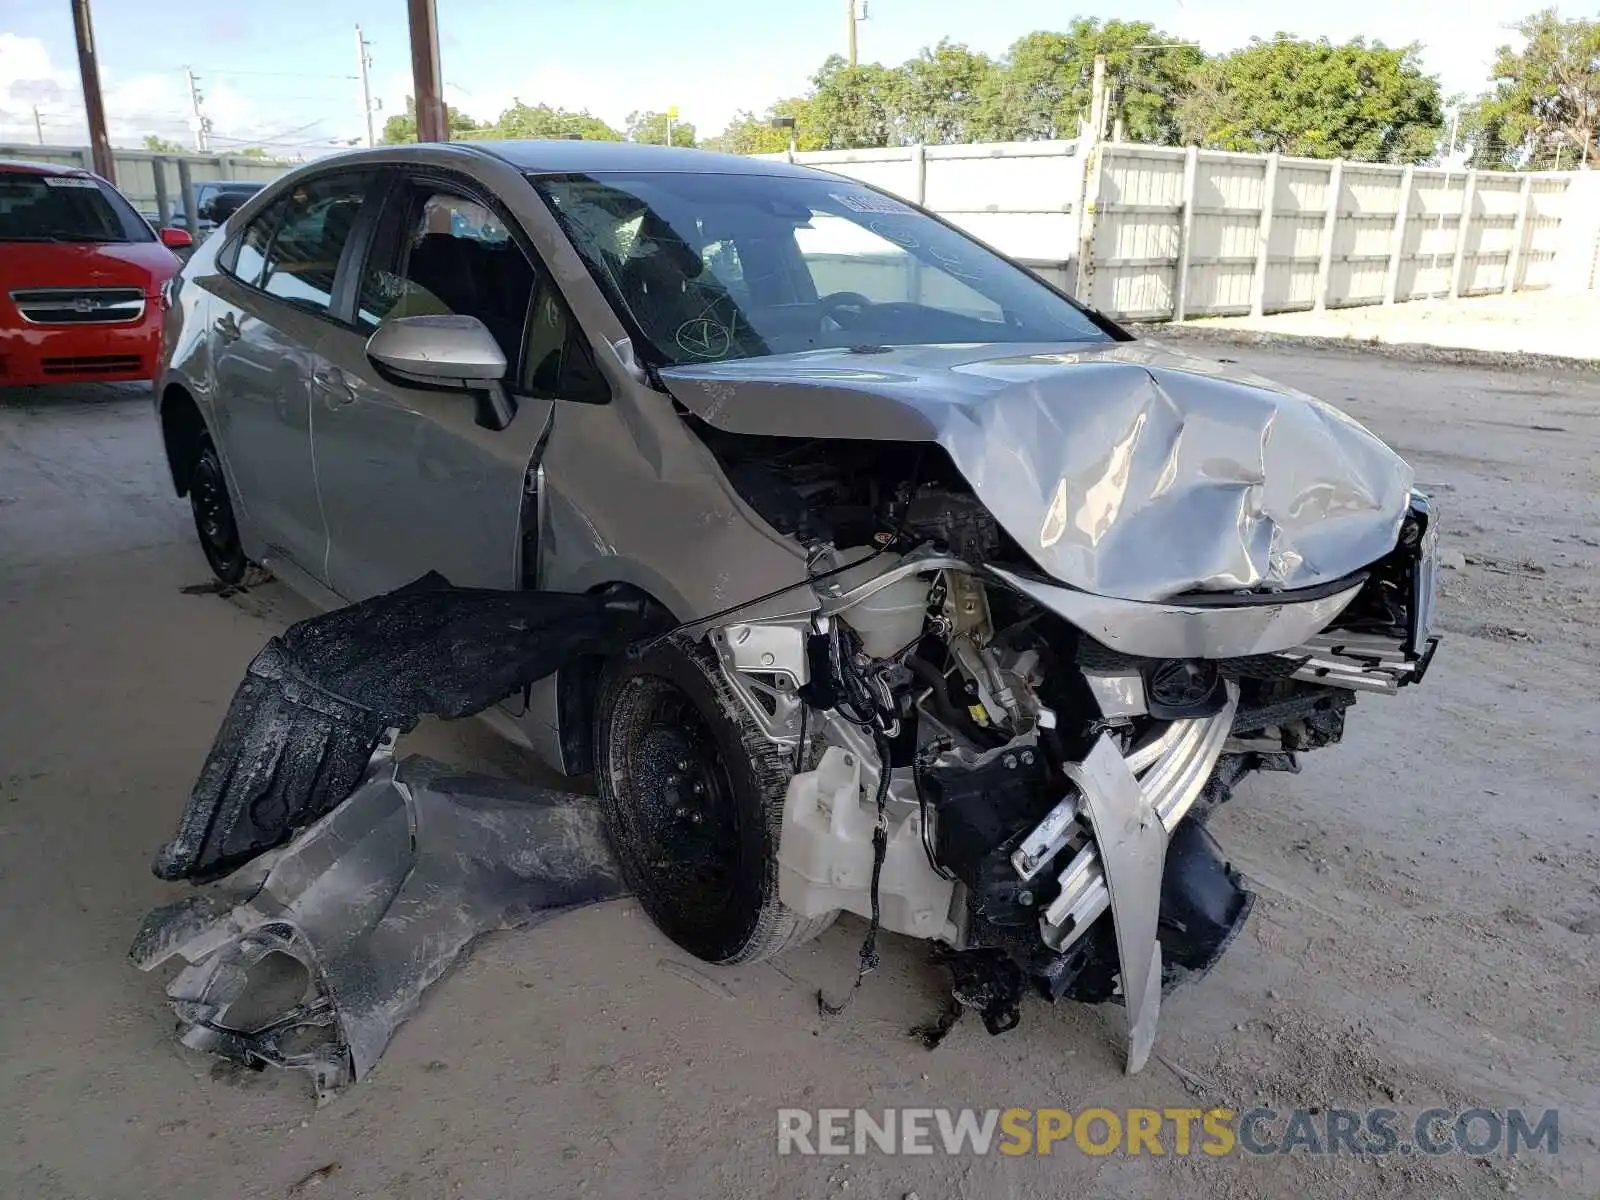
[2,342,1598,1200]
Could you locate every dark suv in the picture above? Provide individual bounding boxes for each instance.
[167,180,265,233]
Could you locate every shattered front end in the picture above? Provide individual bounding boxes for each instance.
[715,480,1439,1071]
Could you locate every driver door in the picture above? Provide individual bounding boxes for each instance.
[310,176,559,599]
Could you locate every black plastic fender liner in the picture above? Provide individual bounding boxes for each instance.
[153,573,650,883]
[151,640,391,882]
[1157,818,1255,983]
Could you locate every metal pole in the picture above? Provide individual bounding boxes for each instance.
[176,159,199,239]
[32,105,44,145]
[185,68,208,152]
[847,0,858,67]
[152,159,171,228]
[70,0,116,182]
[356,26,376,148]
[407,0,448,143]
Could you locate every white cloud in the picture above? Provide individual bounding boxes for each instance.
[0,33,356,155]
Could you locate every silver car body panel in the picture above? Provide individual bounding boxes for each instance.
[660,340,1414,604]
[159,142,810,625]
[989,567,1363,659]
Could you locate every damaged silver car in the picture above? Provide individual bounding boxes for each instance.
[156,141,1437,1068]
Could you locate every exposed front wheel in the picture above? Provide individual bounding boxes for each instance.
[594,636,833,964]
[188,435,265,586]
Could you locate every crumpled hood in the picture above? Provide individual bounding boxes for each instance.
[661,341,1414,603]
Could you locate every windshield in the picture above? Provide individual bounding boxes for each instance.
[0,171,155,244]
[532,170,1111,365]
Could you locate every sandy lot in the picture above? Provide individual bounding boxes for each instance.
[2,346,1598,1200]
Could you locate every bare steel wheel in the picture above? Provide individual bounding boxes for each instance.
[595,636,834,964]
[188,435,266,586]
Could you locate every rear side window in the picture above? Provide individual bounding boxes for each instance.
[226,172,375,314]
[230,207,278,285]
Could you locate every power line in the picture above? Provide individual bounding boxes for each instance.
[184,67,360,80]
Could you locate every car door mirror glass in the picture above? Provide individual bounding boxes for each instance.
[366,314,508,385]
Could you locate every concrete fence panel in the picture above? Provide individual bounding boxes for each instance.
[16,137,1587,320]
[1,143,295,220]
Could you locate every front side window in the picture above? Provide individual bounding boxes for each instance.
[0,170,154,244]
[254,172,375,313]
[532,170,1110,366]
[356,186,534,375]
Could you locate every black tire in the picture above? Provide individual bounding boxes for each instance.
[595,636,834,964]
[188,434,265,586]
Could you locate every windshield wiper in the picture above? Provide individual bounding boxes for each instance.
[47,233,119,243]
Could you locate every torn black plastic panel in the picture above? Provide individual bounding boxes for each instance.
[153,573,649,882]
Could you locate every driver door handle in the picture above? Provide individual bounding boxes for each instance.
[212,312,241,344]
[312,364,355,405]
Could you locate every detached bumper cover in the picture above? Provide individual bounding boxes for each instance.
[131,754,624,1102]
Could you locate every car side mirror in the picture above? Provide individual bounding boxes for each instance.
[160,227,193,250]
[365,315,517,430]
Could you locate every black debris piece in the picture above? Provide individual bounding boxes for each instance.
[153,573,649,882]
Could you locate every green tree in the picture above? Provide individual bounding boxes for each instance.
[705,98,822,155]
[892,40,997,144]
[489,100,622,141]
[807,55,899,148]
[974,21,1202,143]
[1466,9,1600,169]
[625,109,696,147]
[143,135,185,154]
[379,95,485,144]
[237,147,271,159]
[1177,36,1443,162]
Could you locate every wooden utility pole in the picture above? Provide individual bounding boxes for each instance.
[70,0,116,182]
[407,0,448,142]
[847,0,858,67]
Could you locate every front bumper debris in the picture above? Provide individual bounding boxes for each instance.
[131,754,624,1102]
[132,573,648,1099]
[153,571,646,882]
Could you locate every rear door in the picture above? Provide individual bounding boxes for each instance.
[206,169,378,580]
[311,173,566,599]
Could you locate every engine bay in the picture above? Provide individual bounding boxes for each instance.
[688,423,1437,1040]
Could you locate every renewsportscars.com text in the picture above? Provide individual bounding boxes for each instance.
[776,1106,1559,1157]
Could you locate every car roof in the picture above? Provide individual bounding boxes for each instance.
[463,139,818,178]
[0,158,97,178]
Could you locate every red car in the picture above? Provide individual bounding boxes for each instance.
[0,159,190,387]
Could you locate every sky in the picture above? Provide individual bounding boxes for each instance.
[0,0,1550,156]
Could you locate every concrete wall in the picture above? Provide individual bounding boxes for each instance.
[764,142,1086,293]
[772,141,1599,318]
[0,143,294,219]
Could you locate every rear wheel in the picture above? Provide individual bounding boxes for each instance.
[188,435,262,585]
[595,636,832,964]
